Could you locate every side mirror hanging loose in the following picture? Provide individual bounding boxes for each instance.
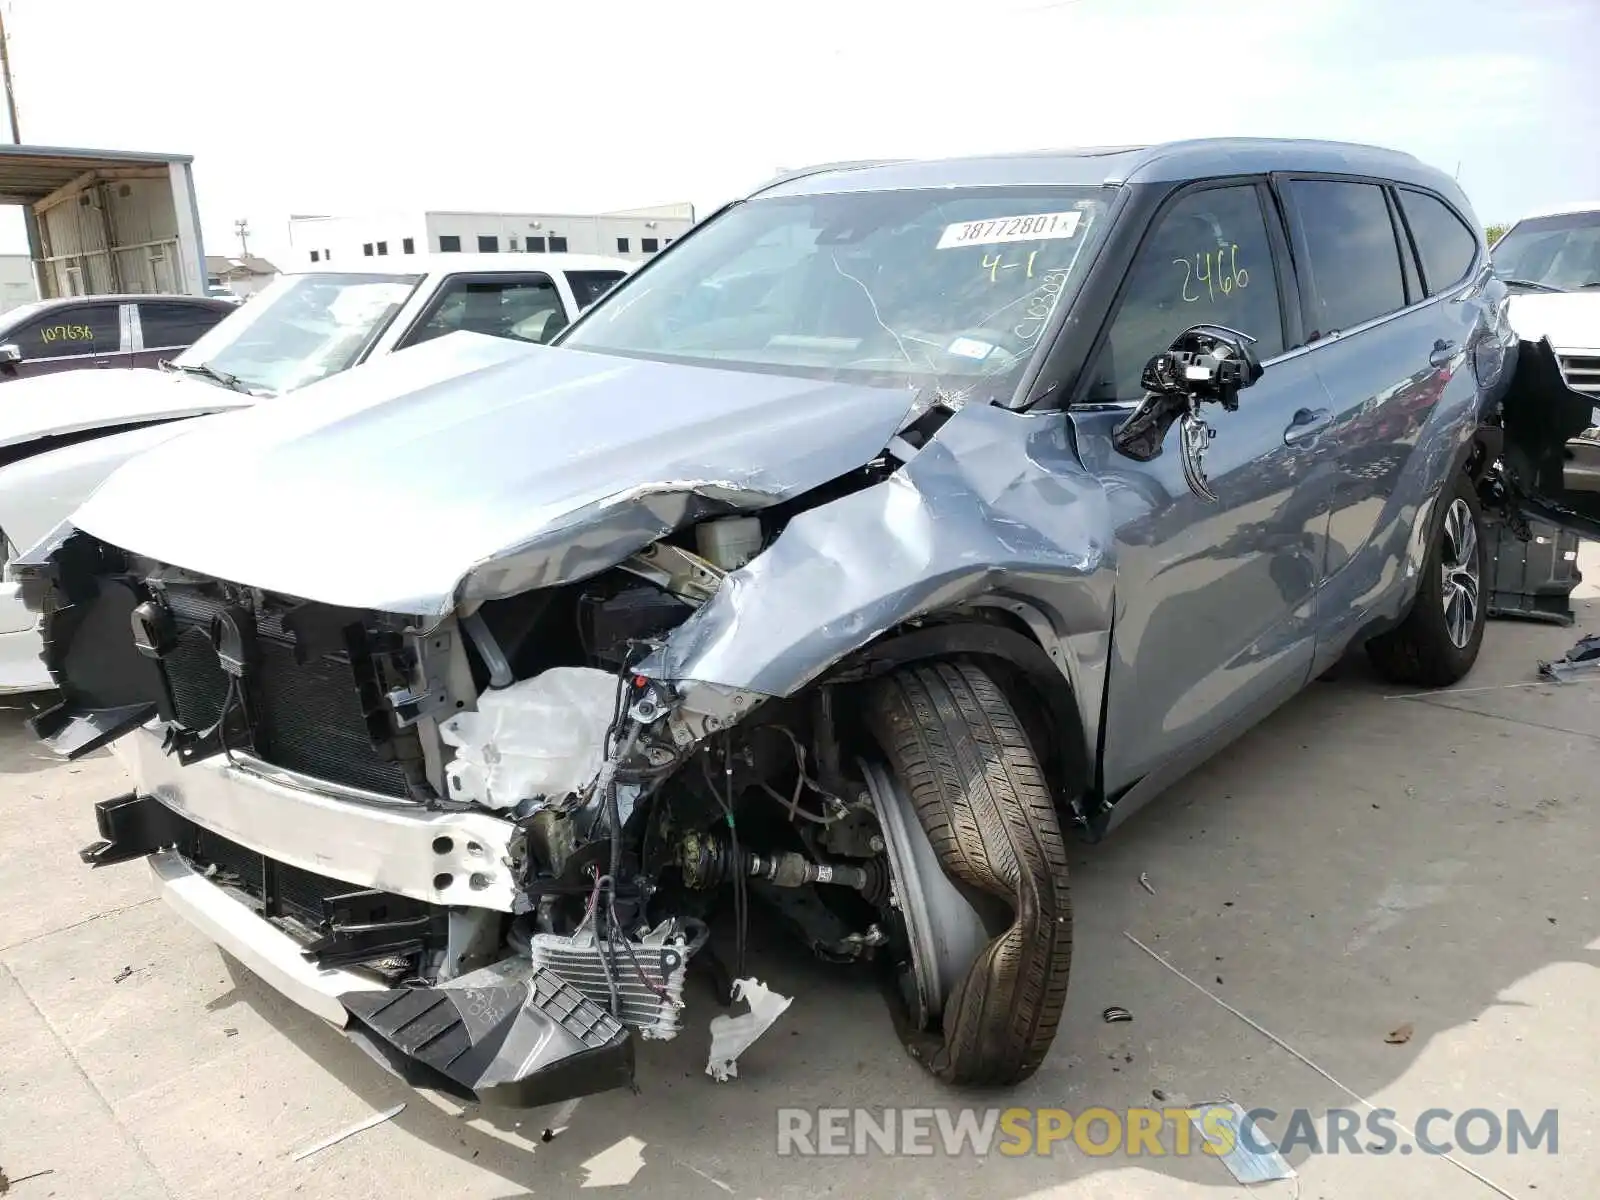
[1111,324,1264,502]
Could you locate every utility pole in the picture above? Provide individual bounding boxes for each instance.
[234,218,250,259]
[0,8,21,143]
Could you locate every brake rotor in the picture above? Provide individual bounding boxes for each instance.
[858,757,991,1029]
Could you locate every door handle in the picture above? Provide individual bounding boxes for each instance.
[1429,338,1456,367]
[1283,407,1333,446]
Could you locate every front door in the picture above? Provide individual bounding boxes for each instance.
[1067,180,1335,800]
[2,301,130,379]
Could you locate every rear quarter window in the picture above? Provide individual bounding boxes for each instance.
[566,270,626,310]
[1398,190,1479,295]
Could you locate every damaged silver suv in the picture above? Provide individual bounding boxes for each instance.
[17,139,1600,1108]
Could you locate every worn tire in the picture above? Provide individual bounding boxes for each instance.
[866,659,1073,1086]
[1366,469,1488,687]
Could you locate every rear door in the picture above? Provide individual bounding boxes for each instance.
[1,301,129,378]
[1276,176,1498,673]
[393,272,573,349]
[132,300,232,367]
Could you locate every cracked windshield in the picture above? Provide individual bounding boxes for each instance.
[563,186,1111,397]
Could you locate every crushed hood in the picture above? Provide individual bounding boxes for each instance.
[1505,292,1600,352]
[0,366,251,449]
[71,332,914,614]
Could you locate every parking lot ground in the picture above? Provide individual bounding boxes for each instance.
[2,546,1597,1200]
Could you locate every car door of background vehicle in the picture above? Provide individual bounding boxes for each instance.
[394,272,576,350]
[2,301,130,378]
[132,300,233,368]
[1067,179,1336,800]
[1277,176,1497,675]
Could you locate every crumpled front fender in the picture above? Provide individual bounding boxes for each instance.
[642,402,1115,709]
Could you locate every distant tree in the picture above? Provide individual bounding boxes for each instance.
[1485,223,1509,246]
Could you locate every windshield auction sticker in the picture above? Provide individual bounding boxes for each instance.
[937,210,1082,249]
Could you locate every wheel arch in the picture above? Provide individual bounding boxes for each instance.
[822,609,1095,832]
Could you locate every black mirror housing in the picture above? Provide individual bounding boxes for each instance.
[1113,324,1264,467]
[1140,324,1263,412]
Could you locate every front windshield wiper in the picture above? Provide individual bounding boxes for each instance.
[160,360,254,393]
[1497,277,1567,294]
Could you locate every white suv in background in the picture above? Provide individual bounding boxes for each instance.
[1493,203,1600,398]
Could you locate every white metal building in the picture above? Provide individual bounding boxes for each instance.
[0,145,209,297]
[287,203,695,267]
[0,254,37,314]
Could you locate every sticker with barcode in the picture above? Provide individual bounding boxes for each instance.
[937,210,1082,249]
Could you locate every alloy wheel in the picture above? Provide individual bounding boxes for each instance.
[1440,497,1480,649]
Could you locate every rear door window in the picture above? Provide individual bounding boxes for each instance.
[10,302,121,359]
[1085,184,1286,402]
[565,270,626,310]
[140,301,230,350]
[1288,180,1406,338]
[1397,190,1478,295]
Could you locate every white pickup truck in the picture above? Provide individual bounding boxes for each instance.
[0,252,631,691]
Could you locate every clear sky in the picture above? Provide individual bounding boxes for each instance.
[2,0,1595,267]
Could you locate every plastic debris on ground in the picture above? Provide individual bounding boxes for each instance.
[1188,1101,1296,1185]
[1538,632,1600,683]
[706,978,793,1082]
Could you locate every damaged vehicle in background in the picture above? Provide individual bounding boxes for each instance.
[18,139,1600,1110]
[1491,202,1600,492]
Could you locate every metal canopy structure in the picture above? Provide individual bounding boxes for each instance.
[0,143,206,297]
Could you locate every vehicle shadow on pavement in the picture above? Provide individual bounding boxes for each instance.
[153,603,1600,1195]
[0,692,64,778]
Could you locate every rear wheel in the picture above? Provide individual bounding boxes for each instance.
[1367,469,1487,686]
[864,659,1073,1085]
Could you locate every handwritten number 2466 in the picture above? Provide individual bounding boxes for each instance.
[1175,245,1248,303]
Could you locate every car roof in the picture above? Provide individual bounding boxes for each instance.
[294,252,633,278]
[752,138,1457,200]
[1507,201,1600,222]
[6,293,231,307]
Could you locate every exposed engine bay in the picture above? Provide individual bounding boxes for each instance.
[19,443,1012,1106]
